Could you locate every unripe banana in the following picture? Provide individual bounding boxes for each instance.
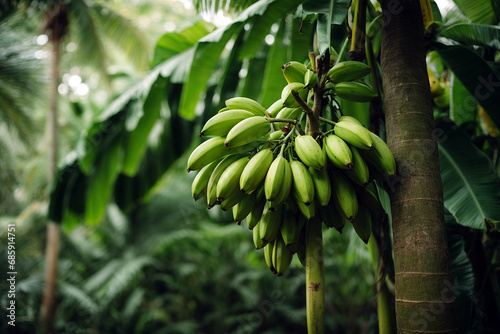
[351,205,372,244]
[269,130,284,141]
[267,99,284,118]
[330,170,358,222]
[253,221,264,249]
[358,132,396,175]
[187,137,231,172]
[232,192,257,223]
[281,82,308,108]
[259,201,283,246]
[217,157,249,202]
[281,61,307,84]
[345,145,370,186]
[225,97,266,116]
[272,234,292,276]
[200,109,255,137]
[324,134,353,169]
[276,107,302,121]
[338,115,362,125]
[280,208,297,246]
[269,160,293,211]
[224,116,271,148]
[290,160,315,205]
[326,61,371,83]
[246,197,266,230]
[206,155,241,208]
[357,187,383,213]
[320,201,345,233]
[265,155,289,201]
[427,66,444,98]
[191,159,220,201]
[294,135,326,171]
[309,167,331,207]
[293,192,316,220]
[333,120,374,150]
[304,69,318,89]
[334,82,378,102]
[264,242,277,274]
[220,191,246,211]
[289,217,304,253]
[240,148,274,194]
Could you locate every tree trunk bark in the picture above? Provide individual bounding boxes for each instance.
[39,37,61,334]
[380,1,458,333]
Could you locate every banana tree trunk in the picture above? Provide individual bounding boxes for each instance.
[380,1,458,333]
[39,36,61,334]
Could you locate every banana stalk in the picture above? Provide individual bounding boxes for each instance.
[349,0,367,61]
[305,217,325,334]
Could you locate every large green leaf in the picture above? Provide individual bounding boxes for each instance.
[449,72,476,125]
[433,42,500,128]
[302,0,350,25]
[259,18,288,107]
[152,21,215,67]
[438,23,500,50]
[437,119,500,229]
[451,0,495,24]
[121,75,167,176]
[179,0,306,119]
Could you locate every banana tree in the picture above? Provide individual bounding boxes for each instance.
[47,0,500,332]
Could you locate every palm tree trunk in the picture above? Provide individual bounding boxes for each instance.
[380,1,458,333]
[39,36,61,334]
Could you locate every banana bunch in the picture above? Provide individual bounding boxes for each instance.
[187,56,396,276]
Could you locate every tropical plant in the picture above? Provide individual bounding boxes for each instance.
[44,0,500,332]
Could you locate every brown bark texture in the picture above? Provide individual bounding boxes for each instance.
[380,0,458,333]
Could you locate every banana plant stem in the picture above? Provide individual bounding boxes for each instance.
[318,117,336,127]
[305,217,325,334]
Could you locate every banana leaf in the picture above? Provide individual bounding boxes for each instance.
[438,23,500,50]
[449,72,476,125]
[436,119,500,229]
[450,0,495,25]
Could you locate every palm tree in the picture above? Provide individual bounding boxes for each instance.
[1,1,151,331]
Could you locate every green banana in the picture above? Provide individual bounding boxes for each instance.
[253,221,264,249]
[280,209,297,246]
[294,135,326,171]
[338,115,363,125]
[224,116,271,148]
[323,134,353,169]
[191,159,220,201]
[320,201,345,233]
[259,201,283,246]
[289,217,304,253]
[326,61,371,83]
[217,157,249,202]
[281,61,307,84]
[330,170,358,222]
[200,109,255,137]
[225,97,266,116]
[309,167,332,207]
[345,145,370,186]
[187,136,231,172]
[220,191,246,211]
[264,242,276,274]
[246,197,266,230]
[264,154,290,201]
[276,107,302,121]
[334,81,378,102]
[206,155,241,208]
[281,82,308,108]
[269,159,293,211]
[290,160,315,205]
[293,192,316,220]
[357,187,383,213]
[272,234,293,276]
[304,69,318,89]
[232,192,257,223]
[333,120,374,150]
[267,99,284,118]
[240,148,274,194]
[351,205,372,244]
[358,132,396,175]
[269,130,284,141]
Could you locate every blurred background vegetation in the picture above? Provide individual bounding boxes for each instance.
[0,1,376,333]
